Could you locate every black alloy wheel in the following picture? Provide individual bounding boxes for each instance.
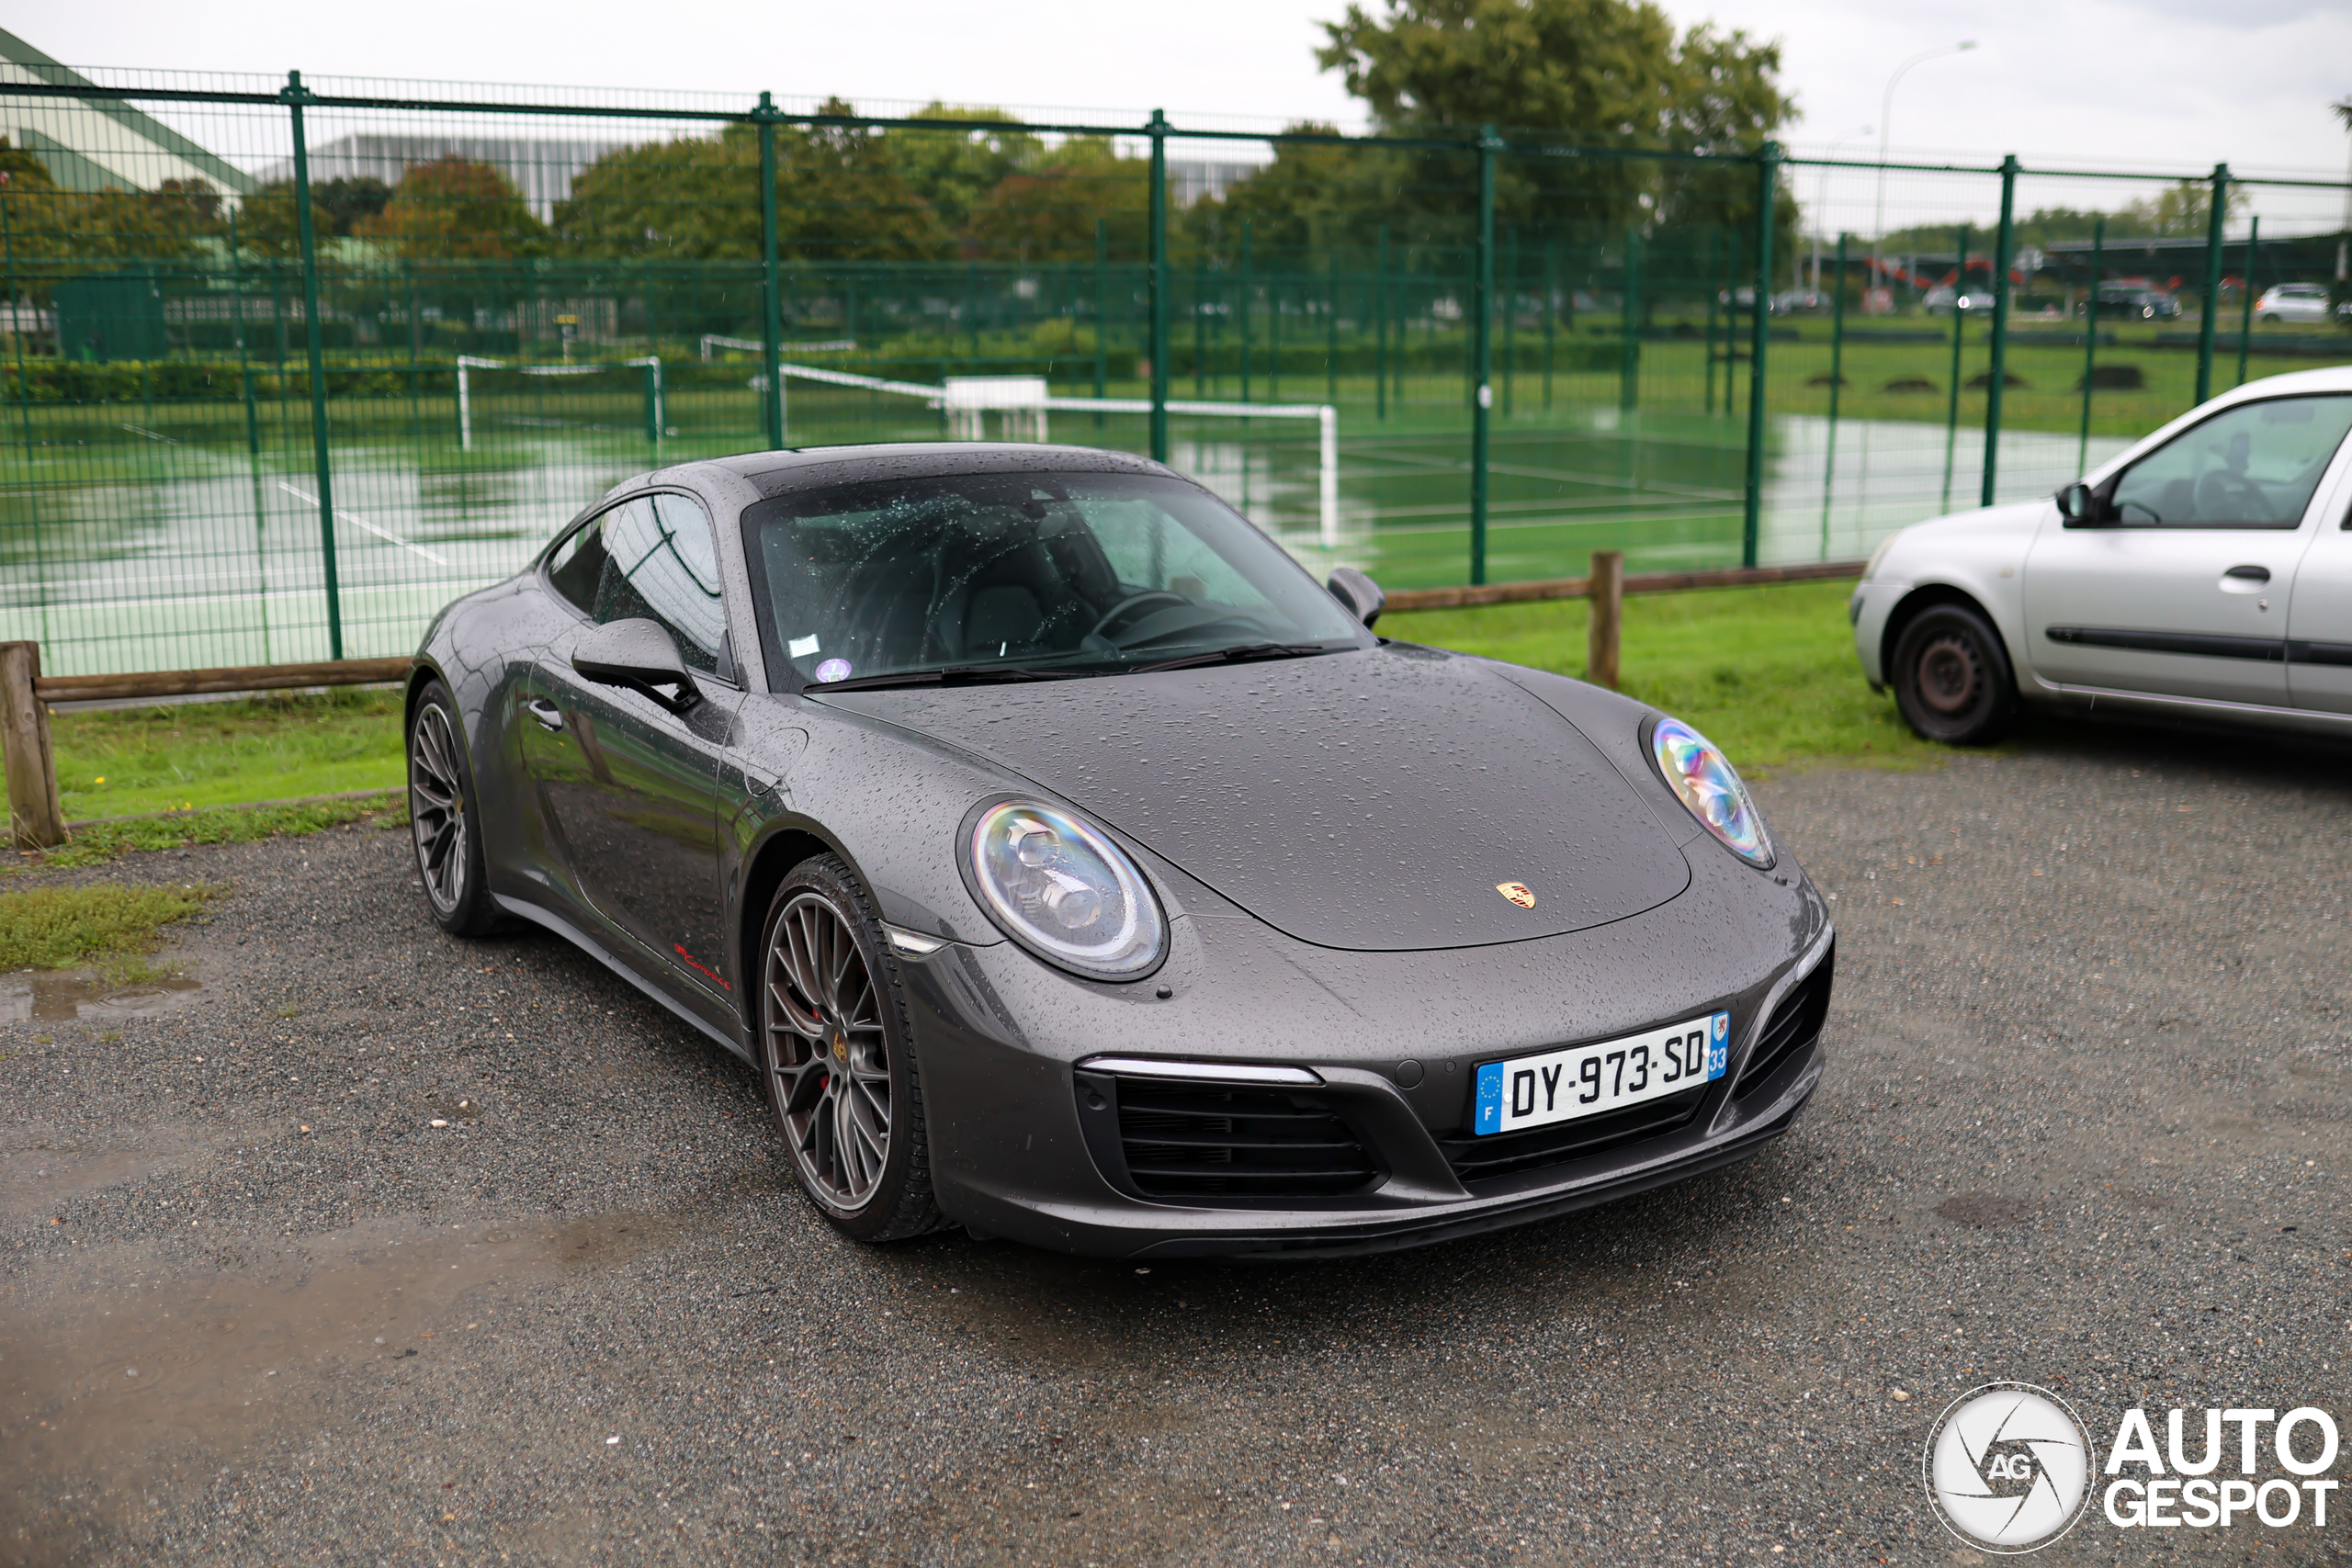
[407,680,502,936]
[1891,603,2018,746]
[758,854,943,1242]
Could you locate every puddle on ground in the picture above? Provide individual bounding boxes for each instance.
[0,970,204,1022]
[0,1210,680,1531]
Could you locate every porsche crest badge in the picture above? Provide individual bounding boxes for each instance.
[1496,881,1535,909]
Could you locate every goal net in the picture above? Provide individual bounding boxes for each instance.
[456,355,665,452]
[767,364,1341,547]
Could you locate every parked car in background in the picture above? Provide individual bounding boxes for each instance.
[2256,283,2334,324]
[1923,281,2001,316]
[2080,283,2181,321]
[1850,368,2352,745]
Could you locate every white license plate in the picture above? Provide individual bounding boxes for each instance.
[1473,1012,1730,1136]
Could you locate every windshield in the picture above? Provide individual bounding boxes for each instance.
[741,469,1370,684]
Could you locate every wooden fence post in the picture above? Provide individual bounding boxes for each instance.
[0,641,65,849]
[1586,550,1624,689]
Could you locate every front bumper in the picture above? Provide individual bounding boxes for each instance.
[1849,578,1902,690]
[900,843,1833,1258]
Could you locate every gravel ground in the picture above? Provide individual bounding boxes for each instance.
[5,716,2352,1566]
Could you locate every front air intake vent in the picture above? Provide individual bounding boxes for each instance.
[1438,1084,1708,1184]
[1103,1077,1381,1201]
[1736,945,1834,1097]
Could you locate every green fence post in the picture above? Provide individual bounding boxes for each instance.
[1270,265,1282,402]
[1239,220,1253,405]
[2196,163,2229,407]
[2236,215,2258,388]
[1703,232,1718,416]
[1375,226,1389,421]
[1471,127,1499,587]
[1193,253,1208,400]
[1941,223,1968,512]
[4,187,51,650]
[1822,231,1848,552]
[1094,217,1109,424]
[756,93,784,450]
[2079,216,2103,473]
[1148,109,1169,464]
[1741,141,1780,570]
[283,70,343,661]
[1542,242,1555,412]
[1326,271,1339,405]
[1502,226,1517,418]
[1981,152,2018,508]
[1619,227,1643,414]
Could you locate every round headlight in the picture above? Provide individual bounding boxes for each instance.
[1650,716,1773,869]
[965,799,1166,981]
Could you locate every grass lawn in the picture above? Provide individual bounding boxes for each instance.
[48,688,406,821]
[1382,578,1939,775]
[0,882,214,982]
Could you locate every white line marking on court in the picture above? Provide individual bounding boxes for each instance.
[274,482,452,567]
[119,423,181,445]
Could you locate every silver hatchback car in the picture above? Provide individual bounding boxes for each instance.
[1851,367,2352,744]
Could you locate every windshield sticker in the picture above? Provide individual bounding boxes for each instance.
[788,634,820,658]
[814,658,853,683]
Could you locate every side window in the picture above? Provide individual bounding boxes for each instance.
[2109,394,2352,528]
[546,515,607,614]
[547,492,728,674]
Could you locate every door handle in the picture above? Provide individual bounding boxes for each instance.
[2223,564,2271,582]
[526,696,566,733]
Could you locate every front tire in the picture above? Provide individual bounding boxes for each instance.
[1891,604,2018,745]
[407,680,503,936]
[757,854,944,1243]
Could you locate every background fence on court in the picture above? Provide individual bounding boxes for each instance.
[3,62,2349,673]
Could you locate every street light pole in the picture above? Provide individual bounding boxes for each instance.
[1872,41,1978,290]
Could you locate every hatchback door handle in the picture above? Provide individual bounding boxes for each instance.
[526,696,565,732]
[2224,564,2270,582]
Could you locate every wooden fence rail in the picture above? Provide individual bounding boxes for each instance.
[1,647,414,850]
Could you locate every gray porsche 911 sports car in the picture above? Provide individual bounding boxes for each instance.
[405,443,1832,1258]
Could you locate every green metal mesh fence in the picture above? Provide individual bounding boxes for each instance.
[2,64,2346,674]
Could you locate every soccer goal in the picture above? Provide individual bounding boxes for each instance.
[456,355,665,452]
[770,364,1341,547]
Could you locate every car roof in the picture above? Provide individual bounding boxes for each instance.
[691,442,1171,499]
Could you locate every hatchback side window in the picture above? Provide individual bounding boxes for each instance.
[545,492,728,673]
[2108,394,2352,528]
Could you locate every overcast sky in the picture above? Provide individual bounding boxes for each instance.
[25,0,2352,236]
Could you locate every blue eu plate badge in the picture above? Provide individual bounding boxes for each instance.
[1473,1011,1732,1136]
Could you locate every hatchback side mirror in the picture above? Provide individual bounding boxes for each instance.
[1327,566,1386,629]
[573,617,701,714]
[2055,482,2097,525]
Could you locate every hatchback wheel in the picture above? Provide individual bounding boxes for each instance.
[407,680,502,935]
[758,854,944,1242]
[1891,604,2017,745]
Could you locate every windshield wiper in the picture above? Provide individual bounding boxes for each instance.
[1127,641,1345,675]
[808,663,1101,693]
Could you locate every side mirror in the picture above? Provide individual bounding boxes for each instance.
[573,617,701,714]
[1327,566,1386,629]
[2055,482,2096,525]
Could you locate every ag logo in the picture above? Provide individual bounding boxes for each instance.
[1922,1382,2092,1553]
[1495,881,1535,909]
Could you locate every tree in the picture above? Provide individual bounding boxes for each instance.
[1314,0,1792,231]
[555,103,950,264]
[1178,127,1409,275]
[2113,179,2249,240]
[889,107,1042,238]
[358,157,546,261]
[965,136,1149,265]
